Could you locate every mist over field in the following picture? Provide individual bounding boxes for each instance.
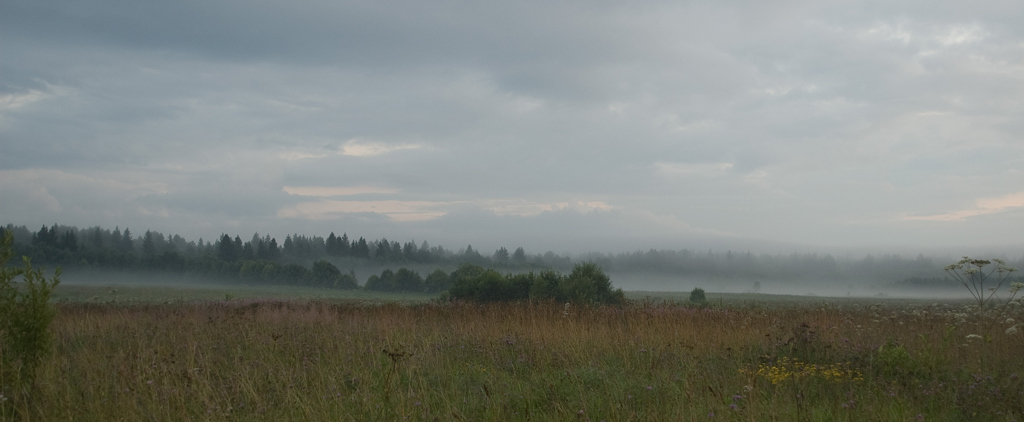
[7,221,1012,302]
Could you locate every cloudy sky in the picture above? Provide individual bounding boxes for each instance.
[2,0,1022,254]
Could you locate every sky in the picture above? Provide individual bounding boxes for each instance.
[2,0,1023,255]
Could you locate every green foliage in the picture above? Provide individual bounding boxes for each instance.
[689,287,707,304]
[564,262,624,304]
[529,270,563,301]
[423,269,451,293]
[337,271,359,290]
[874,341,915,380]
[311,260,358,289]
[393,268,425,292]
[364,269,394,292]
[365,268,424,292]
[1,231,61,416]
[448,263,623,304]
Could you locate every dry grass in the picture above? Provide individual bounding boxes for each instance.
[10,299,1024,421]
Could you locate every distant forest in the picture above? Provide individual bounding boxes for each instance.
[3,223,1022,292]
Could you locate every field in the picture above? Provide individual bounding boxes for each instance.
[7,283,1024,421]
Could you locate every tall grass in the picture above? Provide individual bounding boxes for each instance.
[15,299,1024,420]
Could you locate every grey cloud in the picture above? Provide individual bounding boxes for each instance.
[2,0,1023,253]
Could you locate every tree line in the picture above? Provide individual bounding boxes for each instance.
[1,224,569,271]
[6,223,1018,288]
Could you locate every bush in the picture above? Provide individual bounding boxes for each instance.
[424,269,451,293]
[393,268,424,292]
[1,231,61,416]
[365,269,395,292]
[336,270,359,290]
[448,262,623,305]
[311,260,341,288]
[563,262,624,304]
[689,287,707,305]
[529,270,563,301]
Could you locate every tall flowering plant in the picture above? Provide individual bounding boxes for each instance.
[944,257,1022,313]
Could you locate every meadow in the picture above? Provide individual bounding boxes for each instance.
[5,281,1021,422]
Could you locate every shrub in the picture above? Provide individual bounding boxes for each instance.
[423,269,451,293]
[365,269,396,292]
[393,268,424,292]
[1,231,61,416]
[448,262,623,305]
[336,270,359,290]
[563,262,624,304]
[529,270,563,302]
[311,260,342,288]
[689,287,707,305]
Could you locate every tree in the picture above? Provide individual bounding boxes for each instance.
[512,247,527,264]
[311,260,342,288]
[494,247,510,263]
[391,268,423,292]
[463,245,483,263]
[217,234,238,262]
[90,227,103,249]
[375,238,391,260]
[111,227,122,250]
[337,270,359,290]
[121,228,135,253]
[266,237,281,261]
[563,262,622,304]
[689,287,707,305]
[233,236,243,259]
[326,232,338,256]
[530,270,563,301]
[424,269,451,293]
[353,237,370,259]
[59,230,77,252]
[365,269,396,292]
[403,241,418,261]
[283,236,294,258]
[338,233,351,256]
[241,241,255,261]
[142,230,157,257]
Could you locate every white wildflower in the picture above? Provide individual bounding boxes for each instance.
[1006,325,1019,336]
[965,334,983,341]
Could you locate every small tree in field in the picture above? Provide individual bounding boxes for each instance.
[689,287,707,305]
[944,257,1021,312]
[1,230,61,417]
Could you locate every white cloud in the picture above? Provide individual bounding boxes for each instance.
[278,151,329,161]
[277,200,449,221]
[480,199,614,216]
[936,24,986,46]
[863,21,914,44]
[904,191,1024,222]
[340,139,424,157]
[0,90,49,112]
[282,186,399,197]
[655,162,734,177]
